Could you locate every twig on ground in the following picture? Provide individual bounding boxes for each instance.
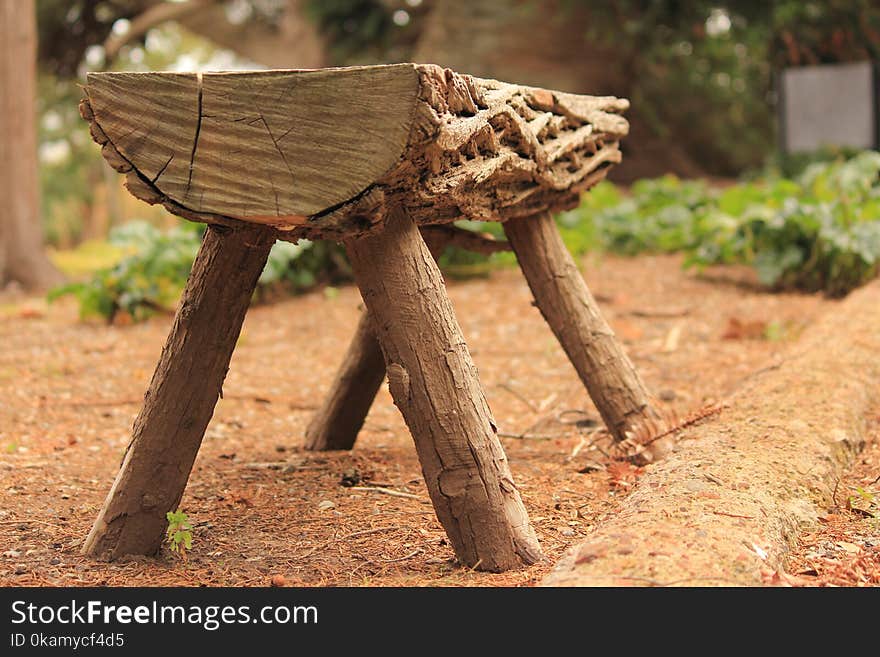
[341,526,403,541]
[566,436,588,462]
[348,486,426,501]
[496,382,539,412]
[243,462,285,470]
[42,395,316,410]
[629,307,690,318]
[557,409,598,428]
[380,549,423,563]
[498,431,563,440]
[0,519,64,529]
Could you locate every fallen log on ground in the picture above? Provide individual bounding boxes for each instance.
[543,279,880,586]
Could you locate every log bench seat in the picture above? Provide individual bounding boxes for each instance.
[79,63,653,572]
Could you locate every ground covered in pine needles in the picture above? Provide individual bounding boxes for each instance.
[1,254,877,586]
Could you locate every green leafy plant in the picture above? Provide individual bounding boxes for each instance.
[165,509,193,560]
[50,151,880,321]
[49,220,350,321]
[48,221,203,321]
[564,152,880,296]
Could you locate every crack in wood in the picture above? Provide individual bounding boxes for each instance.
[184,72,203,201]
[151,153,174,184]
[256,110,295,185]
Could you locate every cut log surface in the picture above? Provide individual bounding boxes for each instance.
[83,64,628,239]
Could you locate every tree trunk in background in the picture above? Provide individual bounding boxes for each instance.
[414,0,615,94]
[0,0,64,290]
[412,0,702,182]
[158,0,326,69]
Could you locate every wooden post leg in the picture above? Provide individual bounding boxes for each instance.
[304,232,450,452]
[304,309,386,450]
[345,209,543,572]
[82,225,274,559]
[503,211,653,442]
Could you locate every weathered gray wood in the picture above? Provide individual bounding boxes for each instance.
[82,225,273,559]
[305,226,511,452]
[85,66,418,227]
[504,211,654,442]
[345,208,542,571]
[82,64,628,240]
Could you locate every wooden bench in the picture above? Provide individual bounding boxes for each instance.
[79,63,653,572]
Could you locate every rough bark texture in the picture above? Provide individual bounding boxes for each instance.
[82,225,273,559]
[303,308,386,451]
[543,279,880,586]
[504,211,653,442]
[305,226,510,452]
[345,208,542,571]
[82,64,627,240]
[0,0,64,290]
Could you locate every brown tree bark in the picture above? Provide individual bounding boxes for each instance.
[303,308,386,451]
[0,0,64,290]
[345,208,542,571]
[503,211,654,442]
[82,224,273,559]
[304,228,460,452]
[305,225,513,452]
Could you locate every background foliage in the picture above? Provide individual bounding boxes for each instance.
[27,1,880,317]
[52,150,880,321]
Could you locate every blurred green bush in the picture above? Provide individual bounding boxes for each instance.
[50,151,880,322]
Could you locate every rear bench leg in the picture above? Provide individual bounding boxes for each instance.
[345,208,542,572]
[304,230,450,452]
[82,224,274,559]
[503,210,654,442]
[303,308,386,451]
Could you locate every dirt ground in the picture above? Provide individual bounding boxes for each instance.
[1,253,877,586]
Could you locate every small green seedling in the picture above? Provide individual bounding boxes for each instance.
[848,487,878,518]
[763,320,784,342]
[166,509,193,561]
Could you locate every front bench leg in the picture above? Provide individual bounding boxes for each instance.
[82,224,274,559]
[503,210,654,442]
[345,208,542,572]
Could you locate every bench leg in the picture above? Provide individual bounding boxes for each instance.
[304,309,386,450]
[82,225,274,559]
[503,210,653,442]
[304,231,450,452]
[345,208,542,571]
